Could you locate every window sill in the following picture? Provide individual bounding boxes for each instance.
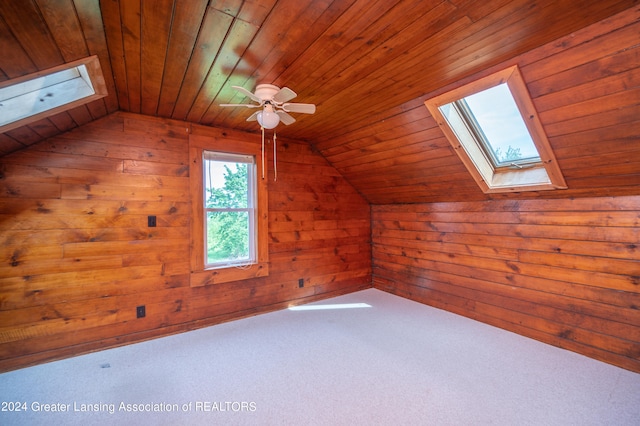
[190,262,269,287]
[484,164,567,193]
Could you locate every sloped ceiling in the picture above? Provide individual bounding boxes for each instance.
[1,0,638,203]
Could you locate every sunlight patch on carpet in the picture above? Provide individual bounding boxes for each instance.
[288,303,371,311]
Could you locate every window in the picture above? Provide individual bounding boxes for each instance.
[425,65,566,193]
[0,56,108,133]
[203,151,256,268]
[189,132,269,287]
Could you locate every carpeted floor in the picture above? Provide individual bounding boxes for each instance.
[1,288,639,425]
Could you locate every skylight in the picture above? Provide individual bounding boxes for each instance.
[457,83,540,166]
[0,56,108,133]
[425,65,566,193]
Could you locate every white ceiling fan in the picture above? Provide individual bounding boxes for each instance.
[221,84,316,129]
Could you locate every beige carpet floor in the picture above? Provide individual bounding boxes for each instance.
[1,288,639,425]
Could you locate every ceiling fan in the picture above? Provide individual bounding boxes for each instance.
[221,84,316,129]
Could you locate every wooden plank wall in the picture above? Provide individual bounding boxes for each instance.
[372,198,640,372]
[0,112,371,372]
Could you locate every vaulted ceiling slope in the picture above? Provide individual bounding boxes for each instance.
[1,0,638,203]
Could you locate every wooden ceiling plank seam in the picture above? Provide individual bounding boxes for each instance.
[213,0,313,109]
[290,16,472,140]
[296,0,459,103]
[325,122,444,157]
[188,17,260,124]
[66,104,94,128]
[329,134,447,169]
[511,4,640,73]
[544,103,639,138]
[291,0,518,123]
[230,0,451,137]
[259,0,361,86]
[120,0,142,113]
[209,0,319,126]
[170,6,234,120]
[301,2,544,137]
[540,87,640,126]
[565,174,640,191]
[47,111,78,133]
[248,0,336,84]
[28,118,61,140]
[35,0,89,62]
[445,0,513,23]
[279,4,448,133]
[530,48,640,107]
[273,0,387,94]
[312,0,624,140]
[308,3,636,146]
[0,0,65,70]
[0,14,38,78]
[140,0,174,116]
[236,0,277,27]
[553,128,640,160]
[0,133,25,156]
[5,125,43,148]
[313,100,429,149]
[210,0,244,17]
[562,156,640,177]
[279,0,417,96]
[550,121,639,151]
[202,0,356,126]
[100,0,130,111]
[85,98,108,120]
[156,0,209,118]
[331,142,450,171]
[522,21,640,84]
[352,170,473,190]
[210,0,355,126]
[324,126,444,162]
[539,86,640,126]
[73,0,121,114]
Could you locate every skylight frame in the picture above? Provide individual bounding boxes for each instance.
[0,55,108,133]
[425,65,567,193]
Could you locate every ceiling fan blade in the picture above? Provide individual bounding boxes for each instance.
[232,85,261,103]
[246,111,260,122]
[276,110,296,125]
[282,103,316,114]
[273,87,297,103]
[220,103,260,108]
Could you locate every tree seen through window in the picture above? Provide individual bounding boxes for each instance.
[204,153,256,267]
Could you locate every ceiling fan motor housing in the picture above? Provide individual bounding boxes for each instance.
[254,84,281,102]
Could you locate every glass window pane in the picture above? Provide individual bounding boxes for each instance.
[206,211,250,265]
[462,83,540,165]
[204,161,249,209]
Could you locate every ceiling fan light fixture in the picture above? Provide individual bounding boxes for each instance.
[257,104,280,129]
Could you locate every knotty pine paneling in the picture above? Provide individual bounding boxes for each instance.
[314,5,640,204]
[0,112,371,372]
[372,198,640,372]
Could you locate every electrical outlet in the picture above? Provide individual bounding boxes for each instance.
[298,278,304,288]
[136,305,146,318]
[148,215,156,227]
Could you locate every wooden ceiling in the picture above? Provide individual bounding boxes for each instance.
[1,0,638,203]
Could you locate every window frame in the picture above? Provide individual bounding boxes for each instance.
[203,151,257,269]
[189,133,269,287]
[0,55,108,133]
[425,65,567,193]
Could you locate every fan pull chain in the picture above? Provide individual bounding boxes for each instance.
[273,130,277,182]
[261,126,265,179]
